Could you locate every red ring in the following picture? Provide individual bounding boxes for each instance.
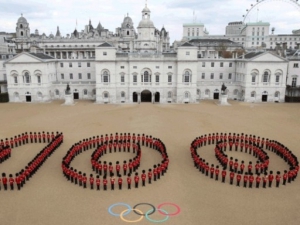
[157,203,181,216]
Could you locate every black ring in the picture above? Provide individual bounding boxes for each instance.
[133,203,156,216]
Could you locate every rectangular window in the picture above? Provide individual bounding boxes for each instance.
[120,66,124,69]
[156,66,160,69]
[37,76,41,84]
[69,63,72,67]
[168,75,172,83]
[121,75,125,83]
[201,73,205,79]
[228,73,232,79]
[229,63,232,67]
[103,52,107,56]
[60,63,63,67]
[133,75,137,83]
[220,62,224,67]
[294,63,299,68]
[87,62,90,67]
[211,62,214,67]
[87,73,91,79]
[133,66,137,69]
[202,62,205,67]
[219,73,223,79]
[252,76,256,83]
[276,76,280,83]
[70,73,73,79]
[210,73,214,79]
[168,66,172,69]
[186,52,190,55]
[78,73,82,79]
[61,74,64,79]
[156,75,159,83]
[14,76,18,83]
[78,62,81,67]
[292,77,297,87]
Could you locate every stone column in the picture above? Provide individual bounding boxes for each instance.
[138,92,141,104]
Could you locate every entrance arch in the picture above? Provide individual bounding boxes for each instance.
[141,90,152,102]
[73,89,79,100]
[155,92,160,103]
[133,92,138,103]
[262,91,268,102]
[214,89,220,100]
[25,92,31,102]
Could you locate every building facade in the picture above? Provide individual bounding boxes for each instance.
[2,3,298,104]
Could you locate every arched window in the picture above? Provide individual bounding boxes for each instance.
[233,89,238,95]
[55,90,59,96]
[127,31,130,35]
[20,31,24,36]
[121,92,125,98]
[183,71,191,83]
[83,89,88,95]
[37,76,41,84]
[275,91,280,97]
[92,89,96,95]
[20,24,23,29]
[185,92,189,98]
[102,71,110,83]
[143,71,150,82]
[263,71,270,83]
[37,92,42,98]
[168,91,172,98]
[24,72,30,83]
[251,70,258,83]
[14,76,18,84]
[251,91,256,97]
[103,92,109,98]
[275,71,282,83]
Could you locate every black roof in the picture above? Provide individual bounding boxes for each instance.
[29,53,54,60]
[241,52,264,59]
[98,42,113,47]
[181,42,194,47]
[189,39,235,44]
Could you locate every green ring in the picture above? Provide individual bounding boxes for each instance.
[145,208,169,223]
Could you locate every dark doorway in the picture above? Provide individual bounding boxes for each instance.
[133,92,138,103]
[26,95,31,102]
[262,95,268,102]
[74,93,79,100]
[155,92,160,103]
[141,90,152,102]
[214,93,219,100]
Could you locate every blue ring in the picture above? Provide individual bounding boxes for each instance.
[108,203,132,217]
[145,208,169,223]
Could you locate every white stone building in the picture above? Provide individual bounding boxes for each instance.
[1,3,294,103]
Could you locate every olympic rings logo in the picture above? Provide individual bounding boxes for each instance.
[108,202,181,223]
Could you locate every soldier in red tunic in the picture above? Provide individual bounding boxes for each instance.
[134,173,139,188]
[240,161,245,174]
[248,161,253,174]
[123,161,128,176]
[262,173,267,188]
[90,174,94,190]
[230,170,234,185]
[96,175,100,190]
[249,173,254,188]
[283,170,288,185]
[118,175,123,190]
[243,173,248,188]
[103,176,108,191]
[255,173,261,188]
[221,169,227,183]
[110,174,115,190]
[82,173,87,188]
[268,171,274,188]
[2,173,8,190]
[127,174,132,189]
[9,174,14,190]
[153,165,157,181]
[109,162,113,176]
[276,171,281,188]
[234,159,239,173]
[148,169,152,184]
[229,157,234,171]
[236,172,242,187]
[215,166,220,181]
[141,170,146,186]
[210,165,215,179]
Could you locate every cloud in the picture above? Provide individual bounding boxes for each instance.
[0,0,299,42]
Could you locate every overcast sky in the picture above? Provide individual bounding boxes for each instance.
[0,0,299,42]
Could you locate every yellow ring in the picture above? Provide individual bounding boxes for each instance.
[120,208,144,223]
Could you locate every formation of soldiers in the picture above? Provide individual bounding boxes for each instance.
[190,133,299,188]
[0,132,64,191]
[62,133,169,190]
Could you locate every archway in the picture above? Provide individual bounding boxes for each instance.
[73,89,79,100]
[262,91,268,102]
[141,90,152,102]
[155,92,160,103]
[214,89,220,100]
[133,92,138,103]
[25,92,31,102]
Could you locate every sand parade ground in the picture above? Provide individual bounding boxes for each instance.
[0,100,299,225]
